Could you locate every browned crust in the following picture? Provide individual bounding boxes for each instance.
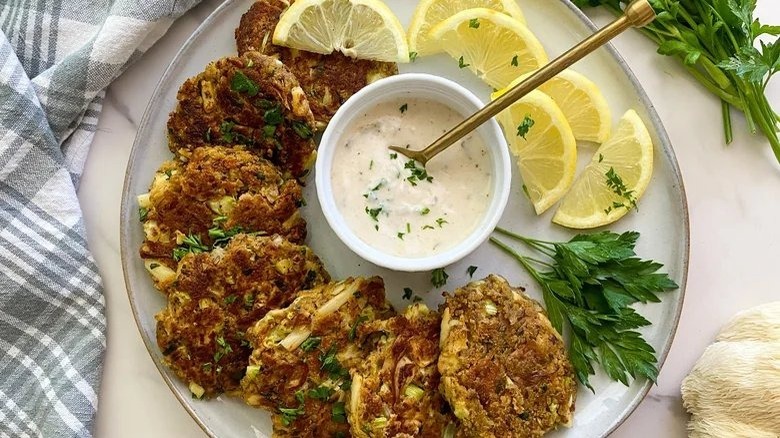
[155,234,329,397]
[349,303,454,438]
[235,0,398,128]
[438,275,577,438]
[166,52,316,178]
[139,146,306,270]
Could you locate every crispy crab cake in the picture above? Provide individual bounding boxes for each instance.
[155,234,329,398]
[241,277,395,437]
[348,302,456,438]
[138,146,306,288]
[167,52,317,178]
[235,0,398,129]
[438,275,577,438]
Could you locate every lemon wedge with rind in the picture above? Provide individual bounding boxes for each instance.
[274,0,409,63]
[408,0,526,57]
[511,69,612,143]
[492,89,577,215]
[429,8,547,89]
[553,109,654,229]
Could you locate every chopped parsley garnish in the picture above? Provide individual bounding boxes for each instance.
[139,207,148,222]
[331,402,347,423]
[458,56,470,69]
[435,217,448,228]
[201,362,212,372]
[399,103,408,113]
[406,223,411,233]
[292,121,312,139]
[431,268,449,288]
[402,287,413,300]
[467,265,478,278]
[300,336,322,352]
[220,120,236,142]
[279,405,305,426]
[511,55,519,67]
[409,51,418,62]
[369,160,374,170]
[420,207,430,215]
[598,153,604,163]
[521,184,531,199]
[404,159,433,186]
[422,225,434,230]
[164,169,173,179]
[263,125,276,138]
[223,295,237,305]
[264,105,283,125]
[516,115,535,139]
[469,18,480,28]
[389,153,398,159]
[412,296,423,303]
[243,292,255,308]
[172,233,209,261]
[319,347,350,381]
[604,167,638,214]
[213,335,233,363]
[365,206,382,221]
[231,71,259,96]
[397,232,405,240]
[348,315,369,340]
[149,263,160,269]
[307,385,333,401]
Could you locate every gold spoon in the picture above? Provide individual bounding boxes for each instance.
[389,0,656,165]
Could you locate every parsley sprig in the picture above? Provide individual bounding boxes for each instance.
[574,0,780,163]
[490,227,678,390]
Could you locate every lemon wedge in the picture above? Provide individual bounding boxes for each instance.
[553,109,654,229]
[510,69,611,143]
[274,0,409,63]
[429,8,547,89]
[408,0,526,57]
[491,89,577,215]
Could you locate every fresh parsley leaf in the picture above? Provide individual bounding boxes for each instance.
[389,153,398,160]
[431,268,448,288]
[139,207,148,222]
[220,121,236,143]
[511,55,519,67]
[399,103,408,113]
[300,336,322,352]
[279,405,305,426]
[467,265,478,278]
[435,217,448,228]
[208,225,243,247]
[172,233,209,261]
[604,167,637,213]
[307,385,333,401]
[223,295,237,305]
[409,51,418,62]
[458,56,470,69]
[404,159,432,186]
[469,18,480,28]
[331,401,347,423]
[402,287,413,300]
[231,71,259,96]
[264,105,283,125]
[319,347,350,382]
[365,206,382,221]
[420,207,430,215]
[491,227,678,390]
[213,335,233,363]
[516,115,534,139]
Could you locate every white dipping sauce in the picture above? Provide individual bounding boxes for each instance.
[331,98,492,258]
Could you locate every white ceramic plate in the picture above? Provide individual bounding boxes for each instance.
[120,0,689,436]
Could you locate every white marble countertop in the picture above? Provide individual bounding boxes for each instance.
[79,1,779,437]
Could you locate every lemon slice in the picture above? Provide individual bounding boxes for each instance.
[429,8,547,89]
[553,109,654,229]
[509,69,612,143]
[408,0,526,57]
[491,89,577,215]
[274,0,409,63]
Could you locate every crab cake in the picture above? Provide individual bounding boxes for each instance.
[235,0,398,129]
[241,277,395,437]
[155,234,329,398]
[167,52,317,178]
[138,146,306,287]
[348,302,455,438]
[438,275,577,438]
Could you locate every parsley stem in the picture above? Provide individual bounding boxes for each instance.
[489,237,549,286]
[721,100,733,145]
[494,227,556,258]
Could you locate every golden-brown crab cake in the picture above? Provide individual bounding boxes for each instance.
[348,302,455,438]
[138,146,306,286]
[235,0,398,129]
[155,234,329,398]
[166,52,317,178]
[438,275,577,438]
[241,277,395,437]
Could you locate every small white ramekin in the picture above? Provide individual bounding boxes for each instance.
[315,73,511,272]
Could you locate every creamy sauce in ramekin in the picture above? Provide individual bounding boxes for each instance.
[331,98,492,258]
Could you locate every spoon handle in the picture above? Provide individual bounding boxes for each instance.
[416,0,655,164]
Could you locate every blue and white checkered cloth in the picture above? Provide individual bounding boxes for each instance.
[0,1,200,436]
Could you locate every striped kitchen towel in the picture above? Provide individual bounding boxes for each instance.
[0,1,201,437]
